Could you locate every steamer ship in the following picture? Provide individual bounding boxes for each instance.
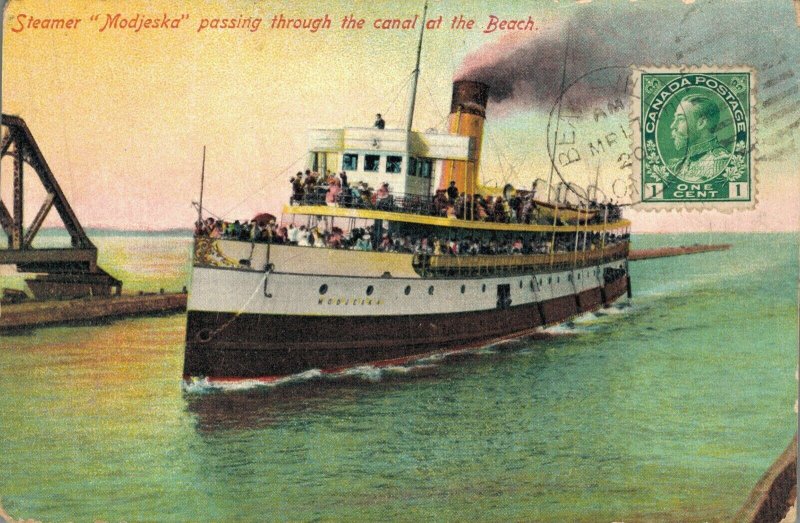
[183,15,631,382]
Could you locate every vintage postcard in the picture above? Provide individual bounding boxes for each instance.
[1,0,797,521]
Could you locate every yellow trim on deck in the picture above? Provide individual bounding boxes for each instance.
[283,205,630,233]
[425,242,628,271]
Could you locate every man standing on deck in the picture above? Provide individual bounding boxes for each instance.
[374,113,385,129]
[447,180,459,203]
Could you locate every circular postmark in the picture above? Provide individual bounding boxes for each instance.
[545,65,642,205]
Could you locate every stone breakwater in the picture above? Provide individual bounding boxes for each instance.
[628,243,731,261]
[0,293,186,331]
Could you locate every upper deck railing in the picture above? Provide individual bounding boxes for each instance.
[290,185,623,227]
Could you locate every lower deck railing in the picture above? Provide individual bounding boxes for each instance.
[413,242,629,277]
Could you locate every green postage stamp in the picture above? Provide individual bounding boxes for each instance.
[633,68,753,206]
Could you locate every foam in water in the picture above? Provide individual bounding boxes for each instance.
[181,369,325,393]
[334,365,384,382]
[541,303,632,333]
[182,361,443,393]
[593,302,633,317]
[415,352,449,364]
[543,322,584,335]
[572,311,600,324]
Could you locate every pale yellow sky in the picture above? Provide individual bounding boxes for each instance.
[2,0,798,232]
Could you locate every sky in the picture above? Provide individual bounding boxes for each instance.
[2,0,799,233]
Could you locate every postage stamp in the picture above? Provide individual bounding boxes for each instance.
[632,68,755,208]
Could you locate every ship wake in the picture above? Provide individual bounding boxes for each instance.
[182,362,441,393]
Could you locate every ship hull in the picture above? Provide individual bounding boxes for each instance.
[183,252,629,380]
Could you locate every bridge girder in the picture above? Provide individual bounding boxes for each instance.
[0,114,121,299]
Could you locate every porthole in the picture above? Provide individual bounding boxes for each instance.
[557,277,560,283]
[196,329,212,343]
[404,285,411,295]
[578,273,581,280]
[529,280,534,290]
[548,277,552,284]
[460,284,466,294]
[567,274,572,282]
[481,284,486,293]
[428,286,435,295]
[319,284,328,295]
[366,285,374,296]
[519,281,523,289]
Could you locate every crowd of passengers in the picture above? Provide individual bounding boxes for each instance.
[289,170,623,225]
[195,216,629,256]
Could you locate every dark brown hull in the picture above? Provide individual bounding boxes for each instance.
[183,278,629,380]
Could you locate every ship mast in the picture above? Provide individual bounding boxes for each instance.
[405,0,429,132]
[197,145,206,225]
[547,33,570,203]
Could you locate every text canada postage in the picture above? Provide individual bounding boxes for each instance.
[632,67,755,210]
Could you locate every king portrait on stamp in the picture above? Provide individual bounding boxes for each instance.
[668,93,732,183]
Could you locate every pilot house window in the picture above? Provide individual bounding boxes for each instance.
[419,159,432,178]
[386,156,402,174]
[343,153,358,171]
[408,157,417,176]
[365,154,380,172]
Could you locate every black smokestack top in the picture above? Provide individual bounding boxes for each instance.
[454,2,795,115]
[451,81,490,118]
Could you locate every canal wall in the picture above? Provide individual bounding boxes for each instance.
[0,293,186,331]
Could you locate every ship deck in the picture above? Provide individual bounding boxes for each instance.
[283,204,630,233]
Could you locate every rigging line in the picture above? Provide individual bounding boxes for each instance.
[385,68,416,105]
[487,131,508,184]
[493,132,517,184]
[383,70,416,121]
[489,129,519,186]
[495,127,530,186]
[422,113,448,134]
[206,270,270,341]
[217,152,307,220]
[421,76,447,125]
[424,107,449,133]
[191,201,224,221]
[512,140,533,174]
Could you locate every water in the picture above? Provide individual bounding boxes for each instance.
[0,233,796,521]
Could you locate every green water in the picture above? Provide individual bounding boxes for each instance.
[0,233,796,522]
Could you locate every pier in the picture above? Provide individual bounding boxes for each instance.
[0,292,186,331]
[629,243,731,261]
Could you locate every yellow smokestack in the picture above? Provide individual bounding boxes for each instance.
[438,81,489,196]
